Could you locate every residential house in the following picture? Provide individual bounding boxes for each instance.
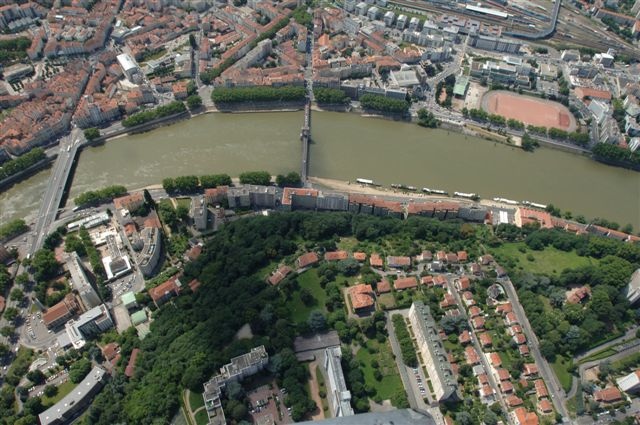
[296,252,319,269]
[349,284,375,313]
[394,276,418,291]
[149,275,181,307]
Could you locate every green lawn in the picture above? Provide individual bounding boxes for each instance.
[176,198,191,210]
[490,242,597,276]
[194,409,209,425]
[188,390,204,412]
[578,348,617,364]
[289,269,328,323]
[42,380,76,406]
[551,354,574,393]
[377,293,396,310]
[355,339,404,401]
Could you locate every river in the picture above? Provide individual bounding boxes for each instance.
[1,111,639,229]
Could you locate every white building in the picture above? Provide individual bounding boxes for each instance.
[626,268,640,304]
[617,369,640,393]
[324,347,355,418]
[117,53,140,83]
[383,10,395,26]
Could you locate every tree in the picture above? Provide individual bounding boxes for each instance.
[65,234,87,256]
[27,369,45,385]
[239,171,271,186]
[456,411,474,425]
[44,385,58,398]
[175,204,190,222]
[275,172,302,188]
[484,409,499,425]
[186,95,202,110]
[10,288,24,302]
[308,310,327,332]
[3,307,18,321]
[32,249,61,281]
[0,326,14,337]
[417,108,439,128]
[299,288,315,306]
[84,128,100,141]
[69,358,92,383]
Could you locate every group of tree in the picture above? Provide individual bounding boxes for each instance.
[275,172,301,188]
[162,174,232,193]
[83,127,101,141]
[239,170,272,186]
[186,95,202,110]
[82,212,352,424]
[0,37,31,66]
[592,142,640,167]
[0,148,46,180]
[417,108,439,128]
[314,88,350,105]
[493,227,640,360]
[391,314,417,367]
[521,133,540,152]
[74,185,127,207]
[122,101,187,127]
[359,94,409,114]
[211,86,306,104]
[0,218,28,241]
[435,74,456,108]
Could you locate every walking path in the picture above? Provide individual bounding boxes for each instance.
[574,326,638,361]
[307,360,325,420]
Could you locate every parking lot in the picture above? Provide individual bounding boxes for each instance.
[247,384,292,425]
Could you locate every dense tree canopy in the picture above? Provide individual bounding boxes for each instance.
[0,148,46,181]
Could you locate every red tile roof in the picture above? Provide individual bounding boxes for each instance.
[524,363,539,376]
[353,252,367,262]
[457,251,468,262]
[457,276,471,290]
[102,342,120,362]
[459,330,471,344]
[479,332,492,347]
[534,379,548,399]
[421,275,434,286]
[149,275,181,303]
[369,253,383,267]
[268,265,292,286]
[594,387,622,403]
[297,252,319,268]
[376,279,391,294]
[490,352,502,367]
[538,399,553,414]
[465,346,480,365]
[325,250,348,261]
[513,407,539,425]
[507,395,524,407]
[394,276,418,290]
[497,368,511,381]
[349,284,375,310]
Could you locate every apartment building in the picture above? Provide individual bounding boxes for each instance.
[408,301,458,401]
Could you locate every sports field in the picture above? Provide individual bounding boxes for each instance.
[481,90,577,131]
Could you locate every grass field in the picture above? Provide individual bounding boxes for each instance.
[551,354,574,393]
[194,409,209,425]
[355,339,404,401]
[188,390,205,412]
[289,269,328,323]
[490,242,597,276]
[377,293,396,310]
[315,365,329,413]
[42,380,76,406]
[578,348,617,364]
[176,198,191,210]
